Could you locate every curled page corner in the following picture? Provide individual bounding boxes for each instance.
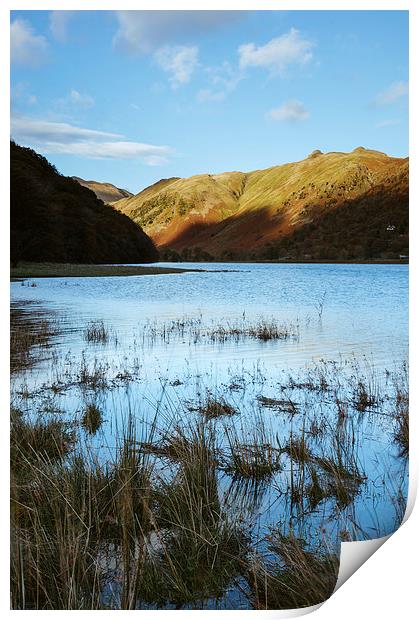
[334,475,416,594]
[334,535,391,593]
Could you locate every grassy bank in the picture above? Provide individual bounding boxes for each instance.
[10,262,202,279]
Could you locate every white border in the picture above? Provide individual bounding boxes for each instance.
[2,1,416,618]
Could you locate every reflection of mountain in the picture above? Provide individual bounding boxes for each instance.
[72,177,133,205]
[11,141,158,264]
[116,148,408,261]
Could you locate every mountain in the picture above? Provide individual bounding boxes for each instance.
[116,148,408,261]
[72,177,133,204]
[10,141,159,265]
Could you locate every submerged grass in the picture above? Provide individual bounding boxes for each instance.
[247,533,339,609]
[84,321,110,344]
[142,314,298,346]
[210,317,298,343]
[10,304,57,373]
[82,404,103,435]
[393,363,409,456]
[137,422,248,608]
[10,408,76,469]
[394,405,409,456]
[283,422,365,510]
[257,395,299,414]
[11,413,157,610]
[187,394,238,420]
[222,420,283,481]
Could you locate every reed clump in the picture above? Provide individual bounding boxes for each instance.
[308,456,365,508]
[247,534,339,609]
[10,413,156,610]
[187,394,238,420]
[11,408,76,469]
[82,403,103,434]
[137,423,248,608]
[83,321,110,344]
[10,305,56,372]
[353,380,377,412]
[139,424,213,463]
[392,364,409,456]
[77,356,109,390]
[142,314,297,346]
[257,395,299,414]
[210,317,298,343]
[394,406,409,456]
[222,424,282,481]
[283,436,312,464]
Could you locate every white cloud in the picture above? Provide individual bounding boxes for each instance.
[197,61,243,103]
[11,116,172,165]
[68,89,95,108]
[40,141,171,163]
[11,117,120,142]
[268,100,309,122]
[238,28,314,75]
[155,46,198,88]
[113,10,245,54]
[54,90,95,110]
[49,11,75,42]
[11,19,48,66]
[374,81,408,106]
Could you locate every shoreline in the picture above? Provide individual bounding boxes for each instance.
[10,258,408,280]
[10,262,202,279]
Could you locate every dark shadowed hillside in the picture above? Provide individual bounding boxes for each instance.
[10,141,159,265]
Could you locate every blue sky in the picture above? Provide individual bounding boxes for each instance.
[10,10,408,193]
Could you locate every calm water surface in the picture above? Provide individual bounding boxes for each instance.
[11,262,408,368]
[11,263,408,609]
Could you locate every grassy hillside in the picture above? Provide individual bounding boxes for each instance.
[72,177,132,204]
[11,141,159,265]
[116,148,408,261]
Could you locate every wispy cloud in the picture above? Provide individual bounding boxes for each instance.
[374,81,408,106]
[196,29,313,105]
[267,100,309,122]
[238,28,314,75]
[113,10,245,54]
[49,11,76,42]
[39,141,171,164]
[375,118,401,128]
[57,89,95,109]
[11,82,38,108]
[11,116,172,164]
[11,19,48,67]
[154,46,198,88]
[12,117,121,142]
[197,62,243,103]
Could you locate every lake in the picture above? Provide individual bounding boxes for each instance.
[10,262,408,609]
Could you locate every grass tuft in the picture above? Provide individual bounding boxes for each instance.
[83,321,109,344]
[82,404,103,434]
[247,533,339,609]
